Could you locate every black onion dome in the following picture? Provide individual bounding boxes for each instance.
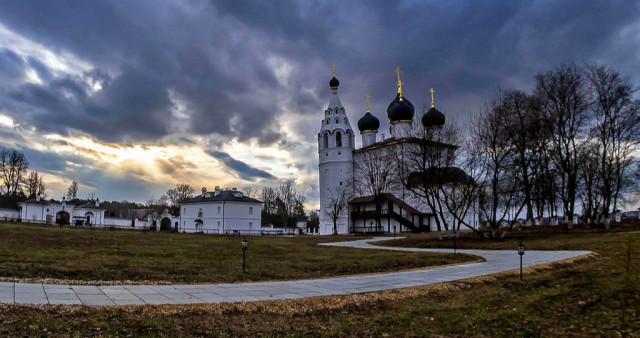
[386,93,415,123]
[422,107,446,129]
[329,76,340,89]
[357,112,380,133]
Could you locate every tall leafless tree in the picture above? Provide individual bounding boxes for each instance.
[585,64,640,228]
[471,92,525,238]
[25,171,46,198]
[502,90,541,225]
[66,180,79,200]
[0,149,29,196]
[395,117,479,239]
[578,140,602,224]
[354,148,396,232]
[324,186,347,235]
[535,63,590,229]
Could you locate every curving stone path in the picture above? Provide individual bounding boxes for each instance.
[0,237,590,306]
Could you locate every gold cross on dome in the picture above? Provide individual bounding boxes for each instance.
[395,67,403,100]
[430,88,435,108]
[365,93,370,113]
[332,64,336,77]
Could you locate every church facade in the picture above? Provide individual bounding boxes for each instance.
[318,67,466,235]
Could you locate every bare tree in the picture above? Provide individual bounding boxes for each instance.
[25,171,46,198]
[261,187,277,216]
[66,180,79,200]
[396,117,473,239]
[258,183,307,228]
[324,187,347,235]
[276,181,307,228]
[471,92,525,238]
[585,64,640,228]
[87,192,97,201]
[166,183,195,205]
[502,90,541,225]
[535,63,590,229]
[354,148,396,232]
[241,186,259,199]
[0,149,29,196]
[578,140,602,224]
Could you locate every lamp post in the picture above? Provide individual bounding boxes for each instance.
[518,241,525,281]
[242,237,248,273]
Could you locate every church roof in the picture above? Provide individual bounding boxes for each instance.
[407,167,474,187]
[181,190,262,204]
[354,136,457,153]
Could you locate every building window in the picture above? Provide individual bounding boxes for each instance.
[198,208,203,218]
[338,151,341,155]
[340,181,343,185]
[249,207,253,215]
[323,133,329,149]
[249,222,253,229]
[217,206,221,214]
[336,132,342,147]
[335,118,339,124]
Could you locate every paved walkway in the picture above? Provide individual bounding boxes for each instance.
[0,238,590,306]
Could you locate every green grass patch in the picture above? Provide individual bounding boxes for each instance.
[0,222,474,283]
[0,231,637,336]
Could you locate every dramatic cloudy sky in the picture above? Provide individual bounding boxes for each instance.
[0,1,639,208]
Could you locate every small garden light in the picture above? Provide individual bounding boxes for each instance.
[518,241,525,281]
[242,237,248,273]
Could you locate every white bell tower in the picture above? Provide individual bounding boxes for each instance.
[318,66,354,235]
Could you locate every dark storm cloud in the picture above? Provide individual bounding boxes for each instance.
[1,0,638,145]
[0,48,25,82]
[206,150,276,181]
[0,0,639,203]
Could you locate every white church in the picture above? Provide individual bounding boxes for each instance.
[318,67,472,235]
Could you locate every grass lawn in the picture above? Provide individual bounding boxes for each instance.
[0,222,475,283]
[0,228,637,336]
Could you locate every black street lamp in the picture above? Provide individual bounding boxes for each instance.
[242,237,248,273]
[518,241,525,281]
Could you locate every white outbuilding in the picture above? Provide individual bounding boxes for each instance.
[179,187,262,235]
[17,194,106,226]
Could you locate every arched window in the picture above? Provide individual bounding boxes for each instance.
[326,119,330,125]
[336,132,342,147]
[327,109,331,115]
[335,118,339,124]
[323,133,329,149]
[344,118,348,124]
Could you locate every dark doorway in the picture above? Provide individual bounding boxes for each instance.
[85,212,94,226]
[160,217,171,231]
[55,211,70,225]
